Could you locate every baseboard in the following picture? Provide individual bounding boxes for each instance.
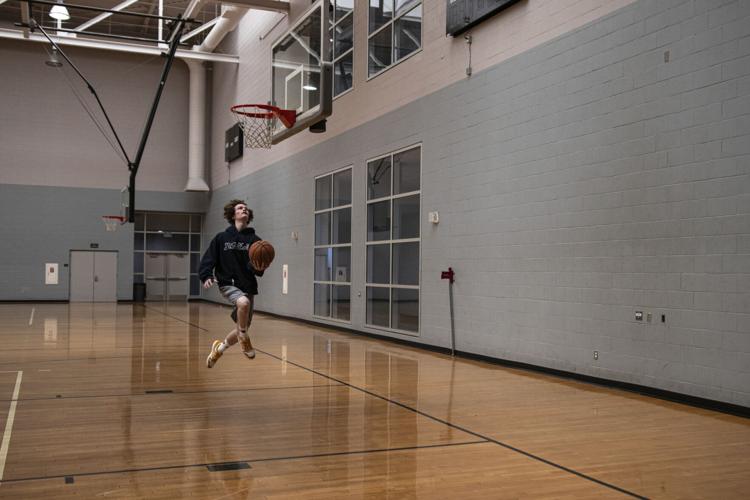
[225,304,747,420]
[0,300,69,303]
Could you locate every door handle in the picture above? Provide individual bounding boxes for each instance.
[94,276,99,282]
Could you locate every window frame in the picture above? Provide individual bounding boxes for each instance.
[365,143,422,335]
[366,0,423,80]
[313,165,354,323]
[331,0,354,99]
[133,212,203,298]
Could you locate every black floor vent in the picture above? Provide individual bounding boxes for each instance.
[207,462,251,472]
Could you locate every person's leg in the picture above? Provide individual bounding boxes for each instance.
[207,287,248,368]
[236,296,255,359]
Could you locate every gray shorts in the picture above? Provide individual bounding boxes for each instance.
[219,286,255,324]
[219,285,249,305]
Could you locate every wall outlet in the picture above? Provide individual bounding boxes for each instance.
[593,351,599,360]
[635,311,643,321]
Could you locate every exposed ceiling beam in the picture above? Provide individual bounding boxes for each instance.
[183,0,204,19]
[74,0,139,32]
[180,16,218,43]
[0,28,239,63]
[290,31,319,64]
[222,0,289,13]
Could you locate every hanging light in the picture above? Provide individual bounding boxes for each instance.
[45,46,63,67]
[49,0,70,21]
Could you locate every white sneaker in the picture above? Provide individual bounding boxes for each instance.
[206,340,223,368]
[243,349,256,360]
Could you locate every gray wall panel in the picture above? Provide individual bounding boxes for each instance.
[205,0,750,406]
[0,185,209,301]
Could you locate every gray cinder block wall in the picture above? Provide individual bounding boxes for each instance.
[207,0,750,407]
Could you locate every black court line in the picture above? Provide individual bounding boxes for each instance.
[148,306,646,499]
[142,304,208,331]
[0,441,486,484]
[0,384,342,402]
[256,349,649,500]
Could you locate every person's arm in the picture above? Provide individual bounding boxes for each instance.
[199,236,219,286]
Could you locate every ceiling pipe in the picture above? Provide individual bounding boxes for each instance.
[184,59,210,192]
[0,28,239,62]
[197,5,248,53]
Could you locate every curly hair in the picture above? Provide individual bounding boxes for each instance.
[223,199,254,224]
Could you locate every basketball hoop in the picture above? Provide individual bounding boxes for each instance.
[231,104,296,149]
[102,215,126,231]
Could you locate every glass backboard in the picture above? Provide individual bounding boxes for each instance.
[271,0,332,144]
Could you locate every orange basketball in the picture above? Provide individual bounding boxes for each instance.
[249,240,275,270]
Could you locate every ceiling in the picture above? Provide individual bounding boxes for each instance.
[0,0,222,46]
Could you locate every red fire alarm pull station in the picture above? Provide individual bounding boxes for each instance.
[441,267,455,283]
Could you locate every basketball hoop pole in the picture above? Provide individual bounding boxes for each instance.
[441,268,456,356]
[128,16,187,222]
[29,14,189,224]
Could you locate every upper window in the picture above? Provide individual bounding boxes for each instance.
[331,0,354,97]
[368,0,422,78]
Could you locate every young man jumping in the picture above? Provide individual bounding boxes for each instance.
[199,199,267,368]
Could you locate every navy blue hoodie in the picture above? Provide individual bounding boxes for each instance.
[198,225,264,295]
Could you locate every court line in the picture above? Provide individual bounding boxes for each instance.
[0,440,486,483]
[0,371,23,482]
[142,305,208,331]
[149,307,648,498]
[0,384,343,402]
[257,349,649,500]
[0,355,149,367]
[28,308,35,327]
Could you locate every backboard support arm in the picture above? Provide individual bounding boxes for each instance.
[128,16,187,222]
[30,19,132,165]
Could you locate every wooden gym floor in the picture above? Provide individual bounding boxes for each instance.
[0,302,747,499]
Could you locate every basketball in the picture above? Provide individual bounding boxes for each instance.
[249,240,275,270]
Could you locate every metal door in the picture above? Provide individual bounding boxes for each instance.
[93,252,118,302]
[145,253,188,300]
[145,254,167,300]
[166,253,188,299]
[70,251,117,302]
[70,251,94,301]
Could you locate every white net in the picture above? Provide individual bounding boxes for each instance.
[102,216,121,232]
[232,106,278,149]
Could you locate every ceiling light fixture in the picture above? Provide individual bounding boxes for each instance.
[49,0,71,21]
[45,46,63,67]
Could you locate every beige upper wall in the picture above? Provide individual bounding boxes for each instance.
[0,40,189,191]
[212,0,636,187]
